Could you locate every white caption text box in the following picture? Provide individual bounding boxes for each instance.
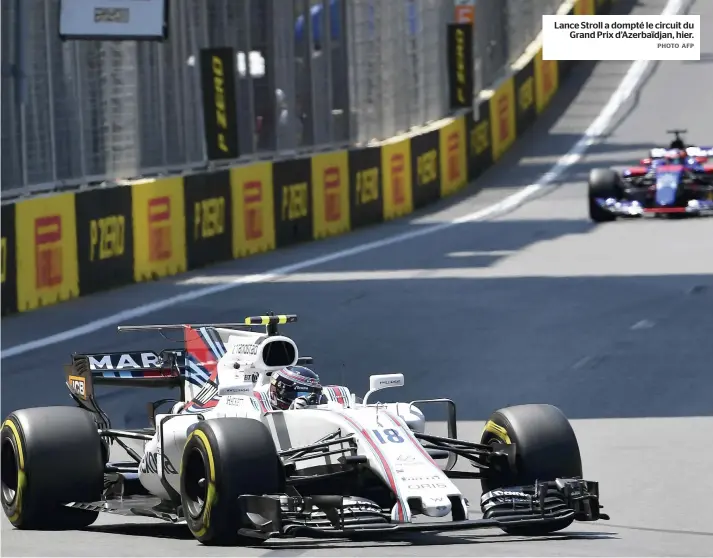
[542,15,700,61]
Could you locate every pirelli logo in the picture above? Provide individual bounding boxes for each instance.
[1,237,6,284]
[498,95,511,143]
[472,120,490,156]
[542,59,555,99]
[324,166,341,222]
[454,28,467,104]
[243,181,263,240]
[34,215,62,289]
[390,153,406,205]
[519,77,534,113]
[148,196,171,262]
[447,131,461,182]
[210,55,230,154]
[447,23,473,110]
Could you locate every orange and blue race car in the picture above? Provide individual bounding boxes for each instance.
[588,130,713,222]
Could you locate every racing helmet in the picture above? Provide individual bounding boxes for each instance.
[269,365,322,410]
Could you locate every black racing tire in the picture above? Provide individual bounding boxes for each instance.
[1,407,104,530]
[180,418,284,546]
[588,168,620,222]
[480,404,582,536]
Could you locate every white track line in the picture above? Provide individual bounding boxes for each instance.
[1,0,684,360]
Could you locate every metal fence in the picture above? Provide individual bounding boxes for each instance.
[1,0,560,200]
[473,0,563,94]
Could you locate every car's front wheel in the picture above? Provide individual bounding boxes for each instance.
[180,418,285,545]
[588,168,621,222]
[480,404,582,536]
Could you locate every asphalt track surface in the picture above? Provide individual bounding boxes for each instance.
[3,0,713,555]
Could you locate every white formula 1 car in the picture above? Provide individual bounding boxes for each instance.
[1,314,608,544]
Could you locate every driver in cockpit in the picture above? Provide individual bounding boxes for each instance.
[267,365,328,410]
[664,148,688,165]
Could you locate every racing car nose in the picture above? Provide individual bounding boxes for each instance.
[420,495,452,518]
[656,185,676,206]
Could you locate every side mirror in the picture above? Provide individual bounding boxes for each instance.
[363,373,404,405]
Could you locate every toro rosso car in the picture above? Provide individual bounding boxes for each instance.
[588,130,713,222]
[1,314,608,545]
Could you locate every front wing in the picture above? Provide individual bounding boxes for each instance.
[593,197,713,216]
[234,478,607,540]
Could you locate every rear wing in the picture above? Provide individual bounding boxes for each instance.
[113,313,313,367]
[117,313,299,337]
[65,349,184,405]
[64,314,312,406]
[66,349,184,386]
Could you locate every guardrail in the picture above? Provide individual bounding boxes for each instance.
[0,0,613,317]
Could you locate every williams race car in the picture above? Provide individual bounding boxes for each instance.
[588,130,713,222]
[1,314,608,545]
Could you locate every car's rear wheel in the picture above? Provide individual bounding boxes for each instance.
[480,404,582,536]
[180,418,284,545]
[588,168,621,222]
[1,407,104,529]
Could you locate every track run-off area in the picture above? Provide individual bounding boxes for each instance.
[2,0,712,555]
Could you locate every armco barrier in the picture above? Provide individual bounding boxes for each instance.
[184,171,233,271]
[14,193,79,313]
[131,178,187,283]
[381,138,414,221]
[75,187,134,296]
[273,158,313,249]
[348,147,383,229]
[229,162,276,259]
[411,129,441,210]
[439,117,469,199]
[0,0,612,317]
[311,151,351,241]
